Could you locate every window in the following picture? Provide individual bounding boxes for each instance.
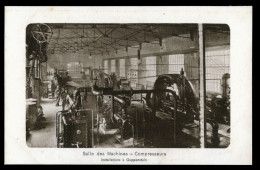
[67,62,83,77]
[206,49,230,93]
[103,60,108,74]
[119,59,125,78]
[130,58,138,71]
[145,56,157,83]
[169,54,185,74]
[111,60,116,73]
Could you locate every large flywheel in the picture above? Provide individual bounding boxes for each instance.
[146,74,199,119]
[31,24,53,63]
[31,23,53,43]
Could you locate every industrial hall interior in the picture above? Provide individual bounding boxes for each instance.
[26,23,230,148]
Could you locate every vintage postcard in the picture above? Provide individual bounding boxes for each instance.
[4,6,252,164]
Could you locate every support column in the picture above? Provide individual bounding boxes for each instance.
[138,57,146,89]
[198,24,207,148]
[125,56,130,79]
[157,55,169,75]
[115,59,120,78]
[156,56,160,77]
[108,59,111,74]
[184,53,199,96]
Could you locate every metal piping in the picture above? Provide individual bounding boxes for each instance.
[113,96,126,105]
[92,88,178,145]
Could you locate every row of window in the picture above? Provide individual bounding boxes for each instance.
[102,50,230,93]
[103,55,185,79]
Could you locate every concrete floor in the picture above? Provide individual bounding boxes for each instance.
[26,98,230,148]
[27,98,59,147]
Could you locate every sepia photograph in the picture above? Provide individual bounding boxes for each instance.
[5,6,252,164]
[25,23,230,148]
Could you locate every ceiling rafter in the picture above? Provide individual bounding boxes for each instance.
[47,24,228,56]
